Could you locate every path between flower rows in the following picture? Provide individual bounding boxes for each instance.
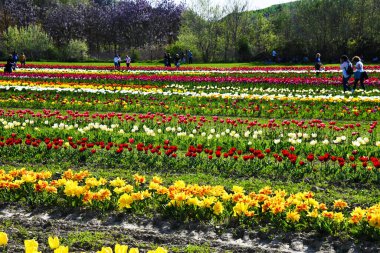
[1,204,378,253]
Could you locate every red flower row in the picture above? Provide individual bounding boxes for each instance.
[2,72,380,87]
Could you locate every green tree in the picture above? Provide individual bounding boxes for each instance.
[1,24,55,60]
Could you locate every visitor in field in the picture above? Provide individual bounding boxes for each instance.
[113,54,121,70]
[4,55,13,73]
[20,53,26,67]
[12,51,18,70]
[272,50,277,63]
[315,53,322,76]
[187,50,193,64]
[167,53,172,67]
[164,53,169,67]
[180,51,186,63]
[340,55,353,92]
[174,54,180,68]
[352,56,368,92]
[125,55,131,68]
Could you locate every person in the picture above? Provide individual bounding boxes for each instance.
[272,50,277,63]
[187,50,193,64]
[352,56,367,92]
[113,54,120,70]
[340,55,353,92]
[4,55,13,73]
[164,53,169,67]
[315,53,322,77]
[12,51,18,70]
[180,51,185,63]
[20,53,26,67]
[167,53,172,67]
[174,54,180,68]
[125,55,131,68]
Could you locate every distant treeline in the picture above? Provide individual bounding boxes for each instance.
[0,0,379,62]
[0,0,183,60]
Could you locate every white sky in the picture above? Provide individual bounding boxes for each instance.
[175,0,298,11]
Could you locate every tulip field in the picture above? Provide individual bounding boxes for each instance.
[0,64,379,252]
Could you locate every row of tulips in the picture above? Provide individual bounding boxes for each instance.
[2,79,380,97]
[1,113,378,154]
[0,89,379,120]
[0,108,376,131]
[1,168,380,236]
[7,63,380,72]
[0,232,167,253]
[0,134,379,182]
[13,67,380,79]
[2,71,380,87]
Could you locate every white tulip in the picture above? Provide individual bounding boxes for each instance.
[310,140,317,146]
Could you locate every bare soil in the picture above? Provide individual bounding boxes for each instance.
[0,204,378,253]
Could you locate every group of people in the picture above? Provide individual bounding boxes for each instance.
[314,53,368,93]
[340,55,368,93]
[164,50,193,68]
[113,54,131,70]
[4,51,26,73]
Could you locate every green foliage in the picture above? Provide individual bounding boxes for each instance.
[130,49,140,62]
[1,25,55,60]
[62,39,89,61]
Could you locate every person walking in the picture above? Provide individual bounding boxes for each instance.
[20,53,26,67]
[12,51,18,70]
[352,56,367,92]
[174,54,180,69]
[340,55,353,92]
[315,53,322,77]
[125,55,131,68]
[113,54,121,70]
[272,50,277,63]
[4,55,13,73]
[187,50,193,64]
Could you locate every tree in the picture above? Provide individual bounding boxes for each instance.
[1,25,55,60]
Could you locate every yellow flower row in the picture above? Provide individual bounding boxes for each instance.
[0,232,166,253]
[1,168,380,230]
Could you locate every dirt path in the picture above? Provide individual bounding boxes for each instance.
[0,204,378,253]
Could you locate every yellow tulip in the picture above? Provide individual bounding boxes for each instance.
[97,247,113,253]
[0,232,8,246]
[114,243,128,253]
[54,245,69,253]
[48,236,60,249]
[24,239,39,253]
[213,201,224,215]
[129,248,139,253]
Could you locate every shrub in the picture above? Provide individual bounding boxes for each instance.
[1,25,55,60]
[62,39,88,61]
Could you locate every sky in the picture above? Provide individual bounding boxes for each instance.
[174,0,299,11]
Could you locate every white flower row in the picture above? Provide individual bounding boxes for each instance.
[1,85,380,103]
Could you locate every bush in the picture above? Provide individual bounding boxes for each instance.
[1,25,55,60]
[62,39,88,61]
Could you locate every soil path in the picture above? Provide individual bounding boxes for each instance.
[0,204,378,253]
